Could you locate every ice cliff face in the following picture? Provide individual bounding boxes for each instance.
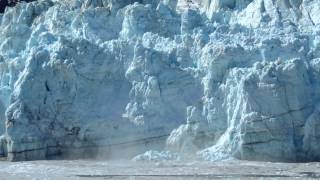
[0,0,319,162]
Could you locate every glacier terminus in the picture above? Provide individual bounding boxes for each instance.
[0,0,319,162]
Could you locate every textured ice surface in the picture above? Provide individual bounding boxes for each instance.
[0,0,319,162]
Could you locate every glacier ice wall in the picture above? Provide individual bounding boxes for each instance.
[0,0,319,162]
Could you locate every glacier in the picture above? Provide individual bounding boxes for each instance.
[0,0,319,162]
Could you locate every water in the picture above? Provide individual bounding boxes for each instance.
[0,159,319,179]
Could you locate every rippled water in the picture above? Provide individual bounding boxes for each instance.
[0,159,319,179]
